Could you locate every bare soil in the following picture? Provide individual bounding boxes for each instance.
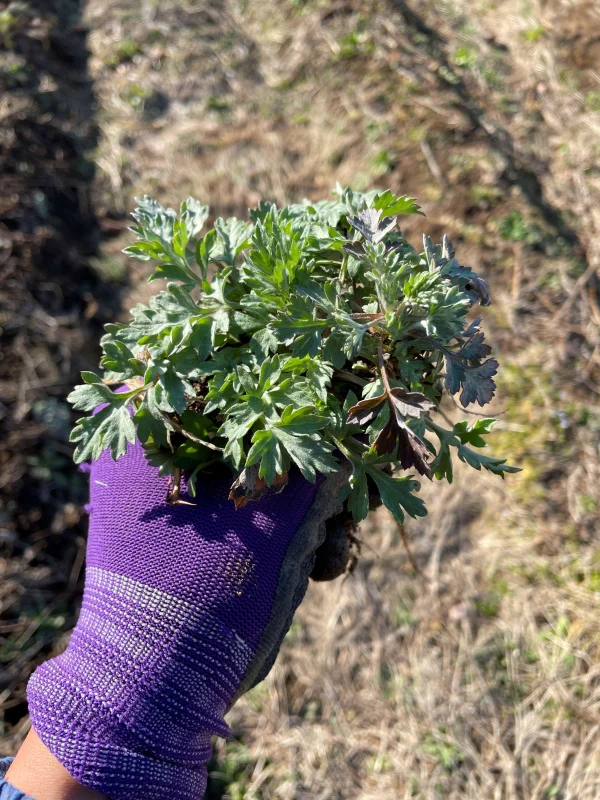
[0,0,122,744]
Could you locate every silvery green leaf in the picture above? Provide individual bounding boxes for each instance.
[180,198,209,238]
[250,326,279,358]
[271,428,338,482]
[72,186,517,518]
[134,386,172,446]
[218,403,262,440]
[212,217,252,266]
[246,429,283,485]
[346,466,369,522]
[70,404,136,463]
[348,208,396,244]
[132,196,176,241]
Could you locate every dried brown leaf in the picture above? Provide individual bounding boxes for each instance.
[388,388,435,420]
[346,392,387,426]
[228,467,289,509]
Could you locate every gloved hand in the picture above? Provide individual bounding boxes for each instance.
[26,436,348,800]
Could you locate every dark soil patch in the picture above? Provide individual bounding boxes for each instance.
[0,0,123,747]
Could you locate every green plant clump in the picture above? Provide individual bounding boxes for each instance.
[68,187,518,522]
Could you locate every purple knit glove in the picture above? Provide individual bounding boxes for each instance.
[26,438,348,799]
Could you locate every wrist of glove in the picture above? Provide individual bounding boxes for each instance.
[27,438,349,800]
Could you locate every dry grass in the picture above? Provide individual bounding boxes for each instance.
[224,480,600,799]
[3,0,600,797]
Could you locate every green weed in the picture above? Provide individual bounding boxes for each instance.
[497,210,542,246]
[0,56,30,88]
[522,25,546,43]
[90,254,127,283]
[469,184,503,208]
[206,742,258,800]
[371,149,395,176]
[452,46,477,70]
[335,24,375,61]
[421,729,465,771]
[244,683,269,712]
[0,10,18,43]
[543,787,563,799]
[365,752,393,773]
[475,592,502,618]
[584,92,600,113]
[393,599,416,628]
[119,83,150,110]
[105,38,143,68]
[207,95,231,113]
[379,662,399,700]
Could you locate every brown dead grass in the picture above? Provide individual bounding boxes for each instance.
[225,480,600,798]
[3,0,600,797]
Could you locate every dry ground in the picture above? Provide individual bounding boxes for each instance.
[2,0,600,798]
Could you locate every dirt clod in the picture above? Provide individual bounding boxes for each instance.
[310,513,360,582]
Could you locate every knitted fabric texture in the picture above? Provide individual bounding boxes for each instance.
[27,437,319,800]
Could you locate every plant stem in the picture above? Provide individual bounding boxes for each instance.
[121,383,152,401]
[420,334,479,368]
[425,417,454,439]
[338,253,348,285]
[377,336,393,395]
[326,432,365,462]
[397,523,427,579]
[333,370,368,387]
[168,417,224,452]
[166,468,182,504]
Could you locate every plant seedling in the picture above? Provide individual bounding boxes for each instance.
[69,186,519,526]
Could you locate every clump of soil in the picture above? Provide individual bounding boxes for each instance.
[310,513,360,582]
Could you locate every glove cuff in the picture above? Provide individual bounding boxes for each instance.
[27,566,253,799]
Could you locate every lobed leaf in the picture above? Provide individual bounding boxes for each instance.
[366,468,427,524]
[348,208,396,245]
[69,187,518,521]
[444,355,499,407]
